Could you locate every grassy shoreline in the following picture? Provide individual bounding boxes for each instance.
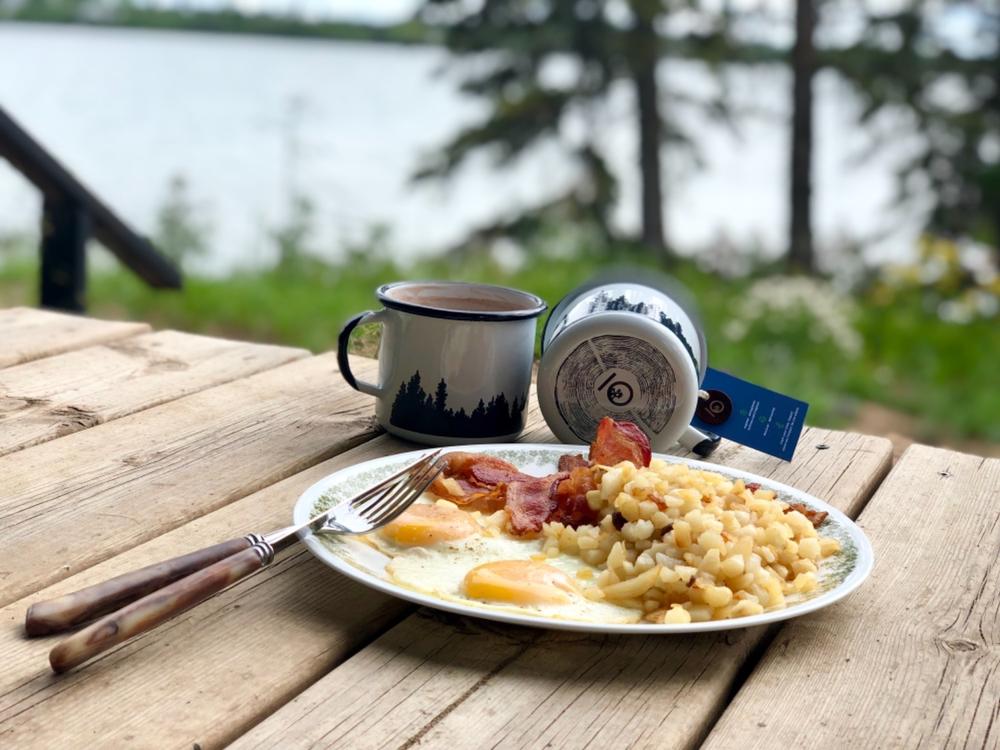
[0,9,436,45]
[0,13,784,61]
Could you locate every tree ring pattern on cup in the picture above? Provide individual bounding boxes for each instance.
[544,287,702,376]
[554,335,676,441]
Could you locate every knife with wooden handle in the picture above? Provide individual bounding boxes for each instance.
[25,535,261,636]
[48,542,270,674]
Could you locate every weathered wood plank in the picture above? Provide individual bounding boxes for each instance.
[0,330,306,456]
[228,429,893,750]
[700,445,1000,750]
[0,441,406,750]
[0,307,148,368]
[0,400,553,749]
[0,353,382,608]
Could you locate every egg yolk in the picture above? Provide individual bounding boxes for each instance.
[379,503,478,546]
[464,560,577,605]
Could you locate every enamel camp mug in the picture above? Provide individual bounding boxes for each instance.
[537,271,720,457]
[337,281,547,446]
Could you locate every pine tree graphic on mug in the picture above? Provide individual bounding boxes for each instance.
[586,291,698,371]
[389,370,526,437]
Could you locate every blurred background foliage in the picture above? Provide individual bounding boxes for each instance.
[0,0,998,453]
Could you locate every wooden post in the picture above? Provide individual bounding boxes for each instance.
[0,106,181,305]
[40,195,90,312]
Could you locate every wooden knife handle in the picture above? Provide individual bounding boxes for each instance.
[25,536,256,636]
[48,544,270,674]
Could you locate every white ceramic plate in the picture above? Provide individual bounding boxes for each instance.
[294,444,873,633]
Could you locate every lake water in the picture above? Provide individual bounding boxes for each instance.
[0,23,926,274]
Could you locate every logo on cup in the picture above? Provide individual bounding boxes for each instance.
[607,380,633,406]
[696,389,732,425]
[596,370,638,409]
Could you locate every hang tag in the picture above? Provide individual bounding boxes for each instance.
[691,368,808,461]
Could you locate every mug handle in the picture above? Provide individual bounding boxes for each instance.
[337,310,387,397]
[679,425,721,458]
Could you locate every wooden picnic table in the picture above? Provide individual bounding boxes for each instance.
[0,306,996,749]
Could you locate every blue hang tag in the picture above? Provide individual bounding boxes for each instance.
[691,368,809,461]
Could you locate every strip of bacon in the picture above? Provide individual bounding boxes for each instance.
[437,451,525,486]
[427,418,653,535]
[784,501,829,528]
[557,454,589,472]
[434,481,507,512]
[549,466,600,527]
[588,417,652,468]
[430,451,528,511]
[505,473,567,535]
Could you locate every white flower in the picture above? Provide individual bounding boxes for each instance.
[722,320,746,341]
[733,276,863,357]
[938,300,973,325]
[972,290,999,318]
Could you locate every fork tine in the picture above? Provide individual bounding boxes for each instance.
[360,458,442,522]
[366,461,443,529]
[350,467,424,516]
[363,457,444,524]
[350,450,442,512]
[352,450,442,514]
[348,459,427,507]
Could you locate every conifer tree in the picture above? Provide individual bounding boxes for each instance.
[416,0,733,258]
[833,1,1000,263]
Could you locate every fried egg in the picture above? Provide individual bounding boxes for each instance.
[368,500,640,624]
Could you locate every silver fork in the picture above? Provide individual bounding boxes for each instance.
[42,450,443,673]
